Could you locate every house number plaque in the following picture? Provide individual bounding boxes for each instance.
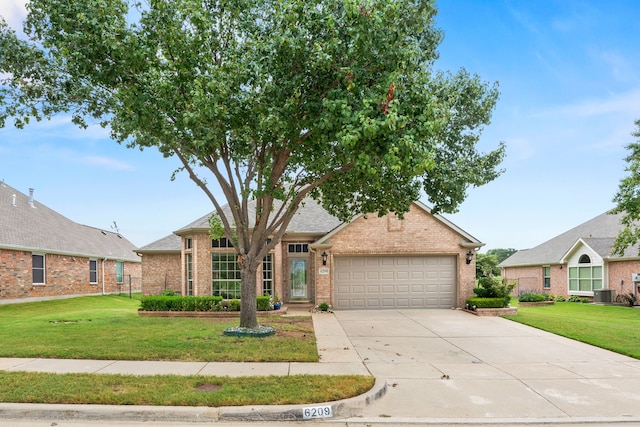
[303,404,333,419]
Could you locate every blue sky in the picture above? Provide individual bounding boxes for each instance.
[1,0,639,251]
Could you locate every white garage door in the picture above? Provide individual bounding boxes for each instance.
[334,256,456,309]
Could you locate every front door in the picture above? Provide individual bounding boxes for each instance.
[290,259,308,299]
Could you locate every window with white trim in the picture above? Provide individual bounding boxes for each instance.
[116,261,124,284]
[186,253,193,296]
[211,253,241,299]
[262,253,274,296]
[212,238,234,248]
[288,243,309,253]
[89,259,98,284]
[568,254,602,293]
[32,254,45,284]
[543,266,551,289]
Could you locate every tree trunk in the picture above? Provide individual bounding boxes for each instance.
[239,258,259,329]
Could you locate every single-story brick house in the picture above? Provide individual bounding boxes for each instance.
[500,211,640,302]
[0,182,141,302]
[137,199,483,309]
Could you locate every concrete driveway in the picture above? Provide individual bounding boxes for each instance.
[331,308,640,423]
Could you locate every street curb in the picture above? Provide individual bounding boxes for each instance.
[0,378,387,423]
[218,378,387,421]
[0,403,220,423]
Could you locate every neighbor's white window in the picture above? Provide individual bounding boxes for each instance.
[568,254,602,293]
[543,266,551,289]
[116,261,124,284]
[32,254,45,284]
[89,259,98,284]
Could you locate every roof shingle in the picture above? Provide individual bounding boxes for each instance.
[0,182,140,262]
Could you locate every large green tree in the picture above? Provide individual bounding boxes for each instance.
[1,0,505,329]
[612,119,640,255]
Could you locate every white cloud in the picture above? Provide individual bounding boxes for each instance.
[505,137,535,162]
[0,0,28,32]
[82,155,133,171]
[533,88,640,119]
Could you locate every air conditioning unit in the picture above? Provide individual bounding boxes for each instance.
[633,274,640,283]
[594,289,614,303]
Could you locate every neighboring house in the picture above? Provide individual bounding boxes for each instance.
[500,211,640,301]
[137,199,483,309]
[0,182,141,302]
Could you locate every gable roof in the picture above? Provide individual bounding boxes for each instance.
[136,233,182,253]
[314,200,483,247]
[143,197,482,253]
[0,182,140,262]
[173,197,343,236]
[500,211,639,267]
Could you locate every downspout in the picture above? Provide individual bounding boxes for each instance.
[102,258,107,295]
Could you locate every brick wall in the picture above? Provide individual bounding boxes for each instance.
[315,204,478,308]
[140,252,181,296]
[503,265,568,297]
[503,260,640,300]
[0,248,141,300]
[607,260,640,300]
[140,204,481,308]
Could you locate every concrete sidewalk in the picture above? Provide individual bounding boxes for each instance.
[3,309,640,425]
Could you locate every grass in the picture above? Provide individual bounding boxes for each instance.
[0,372,374,406]
[0,294,317,362]
[0,294,374,406]
[504,302,640,359]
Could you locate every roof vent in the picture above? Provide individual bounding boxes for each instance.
[11,194,16,207]
[28,188,35,208]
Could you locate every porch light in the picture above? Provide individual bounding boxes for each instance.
[465,250,474,265]
[321,251,328,266]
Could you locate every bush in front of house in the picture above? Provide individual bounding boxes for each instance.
[140,296,223,312]
[140,295,276,312]
[465,297,506,309]
[472,275,516,308]
[257,296,271,311]
[518,290,552,302]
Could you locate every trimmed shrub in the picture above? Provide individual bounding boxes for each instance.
[227,299,241,311]
[473,276,516,307]
[257,296,271,311]
[518,291,550,302]
[465,297,507,309]
[140,296,223,312]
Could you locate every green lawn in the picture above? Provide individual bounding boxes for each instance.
[504,302,640,359]
[0,294,373,406]
[0,294,316,362]
[0,371,374,407]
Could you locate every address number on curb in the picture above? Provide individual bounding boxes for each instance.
[303,405,333,419]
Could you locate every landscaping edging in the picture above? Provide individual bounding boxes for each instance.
[138,307,288,318]
[518,301,554,307]
[461,307,517,317]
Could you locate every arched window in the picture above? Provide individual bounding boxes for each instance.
[578,254,591,264]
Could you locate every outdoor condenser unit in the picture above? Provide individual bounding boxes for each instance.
[594,289,614,303]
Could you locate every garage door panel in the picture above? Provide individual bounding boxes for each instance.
[335,256,456,309]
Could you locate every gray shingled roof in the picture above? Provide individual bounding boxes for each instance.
[0,182,140,262]
[500,211,640,267]
[174,197,343,235]
[136,233,182,252]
